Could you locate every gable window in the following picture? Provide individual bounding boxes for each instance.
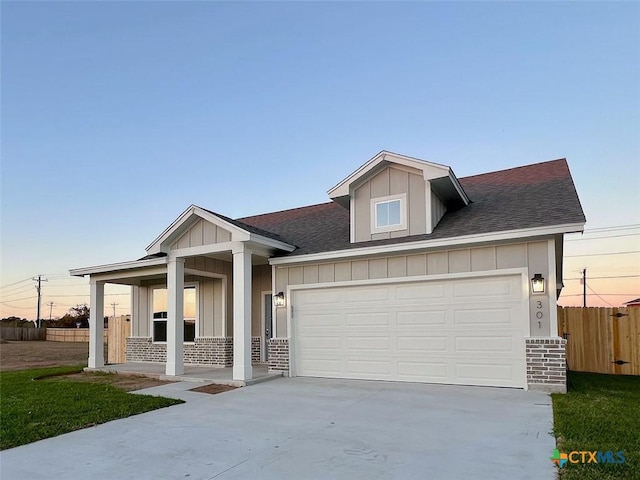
[152,284,198,343]
[371,193,407,233]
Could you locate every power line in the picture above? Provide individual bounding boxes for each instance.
[0,278,33,290]
[0,295,38,303]
[587,284,615,307]
[566,233,640,241]
[564,250,640,258]
[564,275,640,280]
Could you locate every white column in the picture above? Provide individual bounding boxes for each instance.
[233,245,252,381]
[88,280,105,369]
[166,258,185,376]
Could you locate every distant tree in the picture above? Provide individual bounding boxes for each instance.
[0,316,33,327]
[49,304,90,328]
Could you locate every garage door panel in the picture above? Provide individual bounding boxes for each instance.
[397,361,448,379]
[297,335,342,350]
[397,335,447,352]
[396,284,446,301]
[455,336,515,353]
[396,310,447,326]
[298,358,342,376]
[455,362,517,384]
[344,287,389,303]
[346,336,390,350]
[295,313,342,329]
[345,312,390,327]
[453,278,520,302]
[293,274,526,388]
[347,359,392,375]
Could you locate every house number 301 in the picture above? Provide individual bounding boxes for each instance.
[536,301,543,319]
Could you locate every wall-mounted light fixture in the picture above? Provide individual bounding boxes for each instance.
[531,274,545,294]
[273,291,286,307]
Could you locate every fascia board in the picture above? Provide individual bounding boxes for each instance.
[70,257,169,277]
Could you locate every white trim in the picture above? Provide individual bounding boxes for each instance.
[328,151,451,198]
[145,204,295,254]
[70,257,168,277]
[286,268,530,386]
[370,193,407,234]
[270,222,586,266]
[548,239,559,336]
[349,195,355,243]
[169,242,235,259]
[184,268,227,337]
[260,290,272,363]
[271,264,277,338]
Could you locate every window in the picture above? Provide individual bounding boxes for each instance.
[371,194,407,233]
[376,200,402,228]
[152,285,198,343]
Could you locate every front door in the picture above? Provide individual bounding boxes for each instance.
[263,293,273,361]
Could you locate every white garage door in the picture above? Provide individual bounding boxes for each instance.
[292,274,527,388]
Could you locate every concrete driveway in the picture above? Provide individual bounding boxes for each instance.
[0,377,556,479]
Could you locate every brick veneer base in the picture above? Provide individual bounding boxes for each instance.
[526,337,567,393]
[126,337,233,366]
[252,336,262,363]
[268,338,289,375]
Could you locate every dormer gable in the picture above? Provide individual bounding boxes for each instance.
[327,151,470,243]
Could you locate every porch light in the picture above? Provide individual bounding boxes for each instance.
[273,292,286,307]
[531,274,545,294]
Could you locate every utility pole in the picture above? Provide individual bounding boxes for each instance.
[32,275,48,328]
[48,301,55,322]
[582,268,587,308]
[111,302,118,319]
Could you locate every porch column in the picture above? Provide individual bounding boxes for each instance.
[233,245,252,381]
[88,280,105,369]
[166,258,185,376]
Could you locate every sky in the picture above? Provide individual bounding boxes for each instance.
[1,1,639,319]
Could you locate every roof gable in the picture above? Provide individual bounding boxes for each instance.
[327,150,470,208]
[146,205,295,254]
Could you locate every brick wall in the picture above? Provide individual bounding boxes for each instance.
[252,336,262,363]
[126,337,233,366]
[526,337,567,393]
[268,338,289,374]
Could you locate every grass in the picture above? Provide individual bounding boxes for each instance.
[551,372,640,480]
[0,365,183,450]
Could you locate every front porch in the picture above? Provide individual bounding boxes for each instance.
[70,205,296,383]
[89,362,282,387]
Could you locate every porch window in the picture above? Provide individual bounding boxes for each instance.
[152,285,198,343]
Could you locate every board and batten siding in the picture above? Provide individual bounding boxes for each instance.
[170,218,232,250]
[274,241,552,338]
[130,256,233,339]
[354,166,427,242]
[130,256,270,340]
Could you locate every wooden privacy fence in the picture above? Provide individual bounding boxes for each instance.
[47,328,108,343]
[0,327,46,341]
[108,315,131,364]
[557,307,639,376]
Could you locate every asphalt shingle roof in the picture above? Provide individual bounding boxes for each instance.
[237,158,586,257]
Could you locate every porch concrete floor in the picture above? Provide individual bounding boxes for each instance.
[88,362,281,387]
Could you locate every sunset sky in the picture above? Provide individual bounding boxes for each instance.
[1,1,638,319]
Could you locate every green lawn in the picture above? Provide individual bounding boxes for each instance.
[0,365,183,450]
[551,372,640,480]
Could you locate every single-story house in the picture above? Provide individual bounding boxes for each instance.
[71,151,585,393]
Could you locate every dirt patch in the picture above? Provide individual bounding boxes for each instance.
[0,341,97,371]
[48,371,174,392]
[190,383,237,395]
